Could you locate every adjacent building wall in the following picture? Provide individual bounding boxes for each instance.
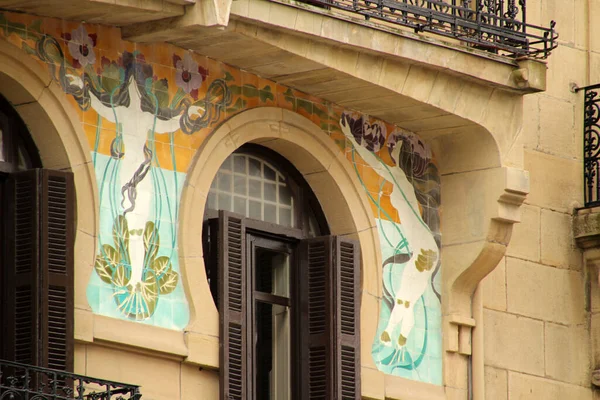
[481,1,596,398]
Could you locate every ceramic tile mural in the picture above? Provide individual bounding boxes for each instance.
[0,12,441,384]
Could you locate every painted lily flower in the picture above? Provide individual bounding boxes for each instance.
[387,131,432,177]
[175,52,204,94]
[67,25,96,67]
[362,120,386,153]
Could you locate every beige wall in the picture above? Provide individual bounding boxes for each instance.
[481,1,595,399]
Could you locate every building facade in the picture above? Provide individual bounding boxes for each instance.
[0,0,596,399]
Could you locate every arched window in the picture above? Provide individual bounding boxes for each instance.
[203,144,361,400]
[0,95,41,172]
[0,94,74,373]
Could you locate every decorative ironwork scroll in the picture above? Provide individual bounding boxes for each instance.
[0,359,142,400]
[584,84,600,207]
[287,0,558,58]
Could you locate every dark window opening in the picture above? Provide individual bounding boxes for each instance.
[0,94,74,374]
[204,144,361,400]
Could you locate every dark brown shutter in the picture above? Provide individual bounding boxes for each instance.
[218,210,248,400]
[41,169,74,372]
[3,169,40,365]
[299,236,361,400]
[334,237,361,400]
[2,169,74,371]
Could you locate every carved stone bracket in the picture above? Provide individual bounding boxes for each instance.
[445,314,476,355]
[574,207,600,388]
[444,167,529,356]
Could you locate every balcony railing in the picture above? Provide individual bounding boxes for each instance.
[0,359,142,400]
[584,84,600,207]
[288,0,558,59]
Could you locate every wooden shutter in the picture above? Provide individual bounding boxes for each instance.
[218,210,248,400]
[41,169,74,372]
[2,169,74,371]
[334,237,361,400]
[3,169,40,365]
[299,236,361,400]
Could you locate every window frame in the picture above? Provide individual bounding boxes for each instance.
[205,145,361,400]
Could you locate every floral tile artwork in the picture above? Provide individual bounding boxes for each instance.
[0,12,442,385]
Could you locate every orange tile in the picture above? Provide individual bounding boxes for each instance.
[154,43,173,68]
[173,129,193,149]
[241,70,258,87]
[41,16,62,38]
[174,146,192,173]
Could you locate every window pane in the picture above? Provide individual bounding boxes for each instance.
[249,200,262,220]
[264,203,277,224]
[249,157,261,176]
[217,192,232,212]
[264,182,277,202]
[255,302,290,400]
[233,175,247,196]
[207,192,217,210]
[255,248,290,298]
[217,172,231,191]
[234,196,246,215]
[264,165,276,181]
[233,155,246,173]
[208,152,297,227]
[279,208,292,227]
[249,179,261,199]
[279,184,292,206]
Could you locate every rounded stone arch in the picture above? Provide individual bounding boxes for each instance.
[0,38,99,317]
[179,107,382,343]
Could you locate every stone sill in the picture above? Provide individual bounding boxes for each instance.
[77,311,446,399]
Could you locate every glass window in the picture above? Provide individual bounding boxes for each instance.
[208,154,295,227]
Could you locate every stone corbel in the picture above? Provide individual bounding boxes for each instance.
[445,314,476,355]
[121,0,233,42]
[444,167,529,356]
[512,59,547,92]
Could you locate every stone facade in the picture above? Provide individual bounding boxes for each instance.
[0,0,596,399]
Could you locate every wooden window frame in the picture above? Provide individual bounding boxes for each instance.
[204,145,361,400]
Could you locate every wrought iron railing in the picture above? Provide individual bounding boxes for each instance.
[583,84,600,207]
[0,359,142,400]
[285,0,558,59]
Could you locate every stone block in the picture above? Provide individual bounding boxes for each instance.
[541,0,575,45]
[181,364,219,400]
[506,204,540,262]
[484,366,507,400]
[481,257,506,311]
[545,322,590,386]
[361,367,384,400]
[508,371,592,400]
[538,97,576,158]
[544,45,587,101]
[483,309,544,375]
[524,149,582,212]
[506,258,585,324]
[360,293,380,369]
[86,344,181,400]
[74,343,87,376]
[541,209,582,270]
